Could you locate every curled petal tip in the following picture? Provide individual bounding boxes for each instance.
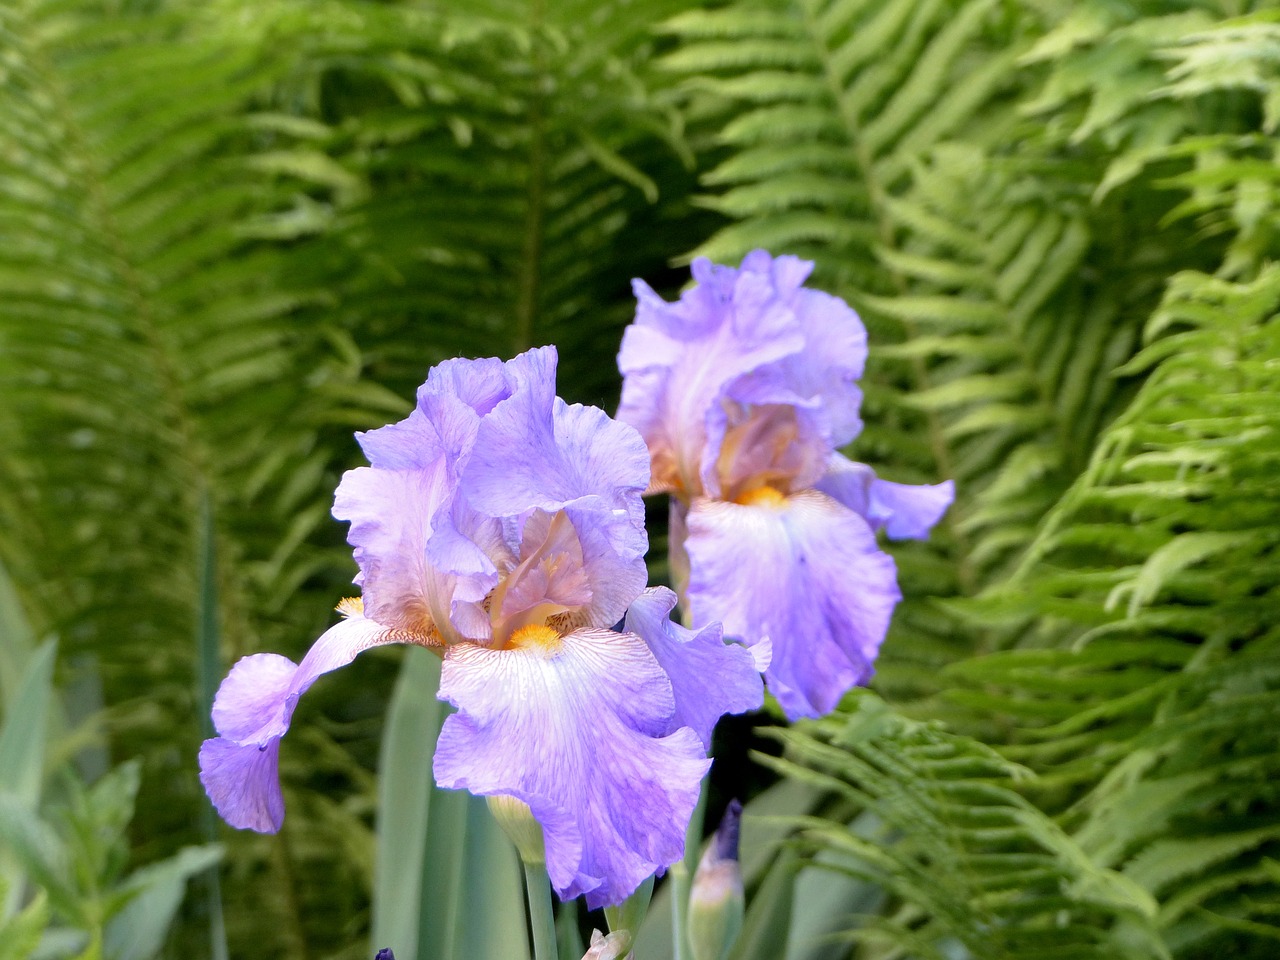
[198,738,284,833]
[624,588,763,748]
[818,456,954,541]
[748,636,772,672]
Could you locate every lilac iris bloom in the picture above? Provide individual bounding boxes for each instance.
[199,347,762,908]
[617,251,953,720]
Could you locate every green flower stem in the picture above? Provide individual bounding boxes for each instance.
[672,774,710,960]
[524,861,560,960]
[672,863,691,960]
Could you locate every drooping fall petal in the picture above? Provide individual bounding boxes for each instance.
[817,454,955,541]
[199,614,411,832]
[684,491,901,720]
[433,629,710,908]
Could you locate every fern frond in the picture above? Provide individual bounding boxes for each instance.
[663,0,1280,704]
[953,266,1280,954]
[661,0,1040,694]
[765,692,1167,959]
[253,0,699,408]
[3,0,712,953]
[0,1,391,953]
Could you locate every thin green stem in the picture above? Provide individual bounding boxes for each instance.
[671,859,689,960]
[524,861,560,960]
[672,773,710,960]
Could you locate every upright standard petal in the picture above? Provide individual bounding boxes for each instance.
[333,465,455,640]
[465,348,650,526]
[618,264,804,497]
[433,630,710,908]
[617,251,868,499]
[199,613,420,833]
[623,587,762,748]
[817,454,954,541]
[355,408,443,471]
[683,491,901,720]
[416,349,554,482]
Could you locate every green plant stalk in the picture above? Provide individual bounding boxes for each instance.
[672,776,710,960]
[524,861,559,960]
[672,594,709,960]
[195,494,229,960]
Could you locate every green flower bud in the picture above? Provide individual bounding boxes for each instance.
[486,794,545,865]
[603,874,653,950]
[688,800,744,960]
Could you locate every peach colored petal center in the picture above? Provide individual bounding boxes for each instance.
[489,510,592,648]
[716,403,823,502]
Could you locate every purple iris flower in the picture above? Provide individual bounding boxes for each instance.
[617,251,953,721]
[199,347,762,908]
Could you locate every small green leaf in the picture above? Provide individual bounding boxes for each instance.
[104,844,223,960]
[0,887,47,960]
[1108,531,1255,617]
[0,639,56,919]
[0,639,55,812]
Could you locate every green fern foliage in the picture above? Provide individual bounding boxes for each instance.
[767,692,1167,960]
[6,0,1280,956]
[661,0,1279,636]
[661,0,1019,275]
[1,0,705,955]
[250,0,699,406]
[954,267,1280,955]
[0,0,364,788]
[660,0,1036,691]
[0,1,392,954]
[666,1,1280,957]
[950,13,1280,950]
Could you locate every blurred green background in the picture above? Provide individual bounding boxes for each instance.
[2,0,1280,957]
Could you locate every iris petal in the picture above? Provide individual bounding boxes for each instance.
[355,408,443,471]
[618,263,804,496]
[198,739,284,833]
[204,347,765,907]
[433,629,709,908]
[210,652,296,742]
[624,587,763,748]
[333,466,454,637]
[465,351,649,526]
[618,251,867,500]
[199,614,413,833]
[684,491,901,720]
[817,454,954,541]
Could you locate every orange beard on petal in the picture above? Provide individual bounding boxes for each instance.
[341,594,443,648]
[508,623,563,654]
[736,485,788,509]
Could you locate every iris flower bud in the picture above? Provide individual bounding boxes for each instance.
[688,799,744,960]
[581,929,632,960]
[487,794,546,865]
